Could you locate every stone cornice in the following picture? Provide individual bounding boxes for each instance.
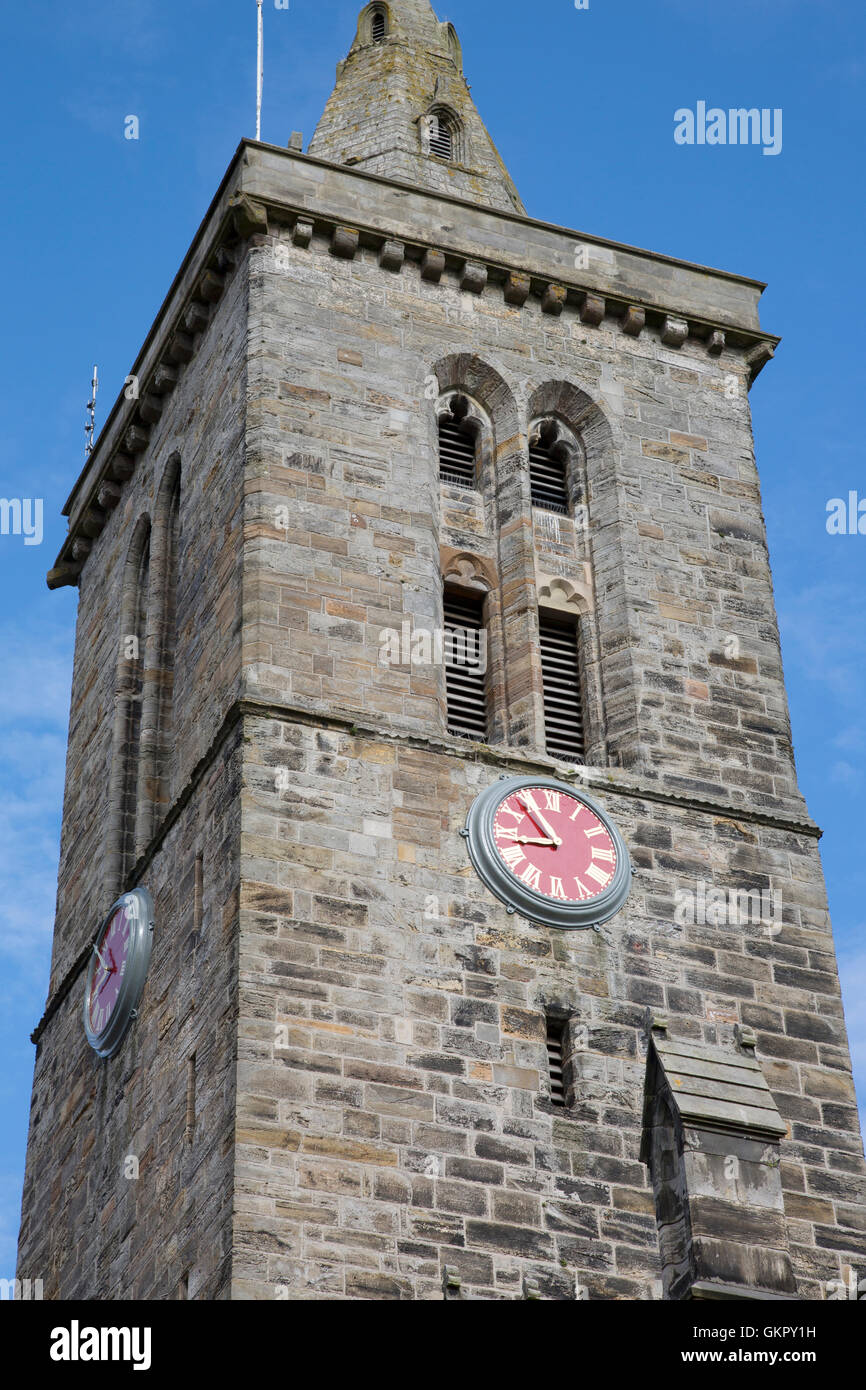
[48,140,780,591]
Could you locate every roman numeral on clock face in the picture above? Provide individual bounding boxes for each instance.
[585,863,610,886]
[584,825,606,838]
[500,844,525,868]
[549,877,567,899]
[520,864,542,891]
[542,790,561,812]
[591,846,616,864]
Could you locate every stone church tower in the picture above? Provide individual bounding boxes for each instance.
[18,0,866,1300]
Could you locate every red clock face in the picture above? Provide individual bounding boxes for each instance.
[492,786,618,904]
[87,901,134,1038]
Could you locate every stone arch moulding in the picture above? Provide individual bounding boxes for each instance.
[526,380,614,446]
[441,22,463,72]
[431,354,521,453]
[437,389,490,439]
[441,547,497,595]
[358,2,391,46]
[421,105,464,164]
[536,571,594,617]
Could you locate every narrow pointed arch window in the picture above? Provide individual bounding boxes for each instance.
[539,612,586,763]
[529,421,570,514]
[427,109,458,162]
[371,7,387,42]
[137,457,181,843]
[444,588,489,742]
[108,516,151,890]
[438,395,479,489]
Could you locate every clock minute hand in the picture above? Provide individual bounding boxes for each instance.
[518,796,561,846]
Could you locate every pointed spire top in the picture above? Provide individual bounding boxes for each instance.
[308,1,524,215]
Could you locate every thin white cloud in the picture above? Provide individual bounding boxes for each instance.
[779,581,866,704]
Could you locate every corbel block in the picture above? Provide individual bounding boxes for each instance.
[503,272,531,306]
[660,315,689,348]
[331,226,360,259]
[459,260,488,294]
[541,283,567,316]
[421,248,446,282]
[579,294,605,326]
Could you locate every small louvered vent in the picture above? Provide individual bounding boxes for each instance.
[546,1017,566,1106]
[540,615,585,762]
[444,593,487,741]
[371,10,386,41]
[429,114,454,160]
[530,440,569,514]
[439,418,476,489]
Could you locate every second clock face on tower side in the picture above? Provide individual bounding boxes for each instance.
[83,887,155,1059]
[463,776,632,930]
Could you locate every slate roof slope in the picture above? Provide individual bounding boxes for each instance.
[641,1036,788,1159]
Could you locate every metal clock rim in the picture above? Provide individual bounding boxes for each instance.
[83,887,155,1059]
[463,775,632,930]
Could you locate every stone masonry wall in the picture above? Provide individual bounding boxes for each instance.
[16,253,249,1297]
[234,717,865,1299]
[17,732,241,1299]
[46,255,247,990]
[242,226,804,817]
[232,220,865,1298]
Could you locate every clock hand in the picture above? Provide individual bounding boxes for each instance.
[518,797,562,847]
[93,943,108,971]
[498,834,557,845]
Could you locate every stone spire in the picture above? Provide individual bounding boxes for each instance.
[308,1,525,215]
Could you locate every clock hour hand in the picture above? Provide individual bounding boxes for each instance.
[498,834,556,846]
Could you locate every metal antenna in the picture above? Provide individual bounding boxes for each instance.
[85,365,99,460]
[256,0,264,141]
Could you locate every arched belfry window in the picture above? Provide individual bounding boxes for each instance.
[106,516,151,894]
[370,6,387,41]
[136,456,181,849]
[426,108,458,162]
[529,420,571,514]
[438,394,480,489]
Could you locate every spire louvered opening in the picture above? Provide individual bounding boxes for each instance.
[429,110,455,161]
[371,9,386,41]
[540,614,585,763]
[444,591,488,742]
[529,437,569,514]
[439,413,477,489]
[546,1016,567,1107]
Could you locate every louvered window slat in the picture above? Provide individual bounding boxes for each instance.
[444,594,487,741]
[546,1018,566,1107]
[530,443,569,514]
[371,11,386,41]
[439,419,476,489]
[540,616,585,762]
[430,116,453,160]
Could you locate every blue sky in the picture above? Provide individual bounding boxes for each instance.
[0,0,863,1277]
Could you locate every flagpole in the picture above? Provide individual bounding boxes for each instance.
[256,0,264,141]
